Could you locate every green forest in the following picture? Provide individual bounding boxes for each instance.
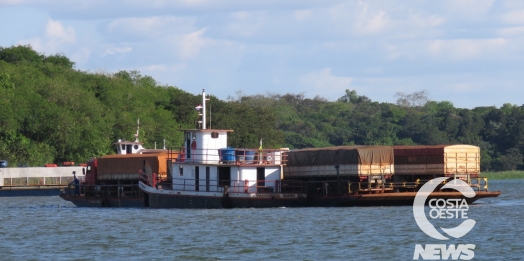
[1,45,523,172]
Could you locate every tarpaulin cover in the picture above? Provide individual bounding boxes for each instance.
[98,153,169,175]
[393,145,446,156]
[392,145,478,165]
[286,146,393,166]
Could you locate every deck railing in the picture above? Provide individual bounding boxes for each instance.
[3,176,83,186]
[465,177,490,192]
[63,183,143,198]
[169,177,307,194]
[137,173,491,196]
[167,148,288,166]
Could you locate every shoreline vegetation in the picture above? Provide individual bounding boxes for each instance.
[2,45,524,173]
[482,171,524,180]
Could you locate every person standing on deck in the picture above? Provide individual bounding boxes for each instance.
[73,171,80,196]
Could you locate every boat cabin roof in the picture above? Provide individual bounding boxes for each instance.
[180,129,234,133]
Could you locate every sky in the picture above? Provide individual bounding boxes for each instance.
[1,0,523,108]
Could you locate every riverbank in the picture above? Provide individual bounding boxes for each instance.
[482,171,524,180]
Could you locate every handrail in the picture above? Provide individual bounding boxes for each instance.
[62,183,143,198]
[168,147,288,165]
[150,178,429,194]
[168,177,297,193]
[61,176,489,198]
[468,177,489,192]
[138,170,149,186]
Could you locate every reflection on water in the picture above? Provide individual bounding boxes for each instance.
[0,180,522,260]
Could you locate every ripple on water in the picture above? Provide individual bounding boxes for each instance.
[0,180,523,260]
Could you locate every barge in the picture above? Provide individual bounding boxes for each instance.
[137,90,501,209]
[0,165,84,197]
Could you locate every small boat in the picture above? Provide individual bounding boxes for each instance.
[138,90,501,208]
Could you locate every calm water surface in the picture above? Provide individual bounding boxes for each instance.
[0,180,522,260]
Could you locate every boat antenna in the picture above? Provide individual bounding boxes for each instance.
[135,118,140,142]
[202,89,210,129]
[195,104,203,129]
[195,89,210,130]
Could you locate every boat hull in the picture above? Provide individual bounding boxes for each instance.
[140,182,501,209]
[147,193,309,208]
[59,194,145,208]
[228,194,308,208]
[149,193,225,208]
[0,186,67,197]
[307,191,501,207]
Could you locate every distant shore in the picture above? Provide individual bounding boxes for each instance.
[482,171,524,180]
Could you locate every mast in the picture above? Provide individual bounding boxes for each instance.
[135,119,140,142]
[202,89,207,129]
[196,89,210,130]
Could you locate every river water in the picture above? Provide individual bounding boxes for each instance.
[0,180,522,260]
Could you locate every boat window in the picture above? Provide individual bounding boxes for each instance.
[195,166,200,191]
[206,167,210,192]
[134,145,138,150]
[211,132,219,139]
[218,167,230,187]
[121,145,125,151]
[179,166,184,176]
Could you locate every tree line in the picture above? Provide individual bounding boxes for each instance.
[0,45,522,171]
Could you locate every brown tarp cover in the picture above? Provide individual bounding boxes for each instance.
[98,153,169,175]
[393,145,448,164]
[286,146,393,166]
[393,145,447,156]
